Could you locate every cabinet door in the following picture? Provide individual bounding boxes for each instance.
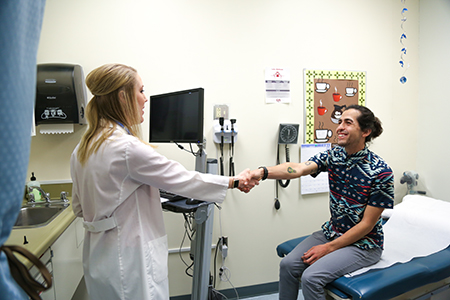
[30,248,55,300]
[51,218,84,300]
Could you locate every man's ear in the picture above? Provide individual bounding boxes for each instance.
[362,128,372,138]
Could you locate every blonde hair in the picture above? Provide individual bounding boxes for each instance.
[77,63,144,165]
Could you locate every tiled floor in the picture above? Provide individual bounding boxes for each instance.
[244,292,304,300]
[243,294,278,300]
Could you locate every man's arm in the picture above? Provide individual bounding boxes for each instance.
[250,161,319,181]
[302,205,384,265]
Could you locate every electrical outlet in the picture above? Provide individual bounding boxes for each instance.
[219,236,228,259]
[221,245,228,259]
[213,105,229,120]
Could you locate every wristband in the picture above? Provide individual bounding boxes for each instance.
[258,166,268,181]
[233,178,240,188]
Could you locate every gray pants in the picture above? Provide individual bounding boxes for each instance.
[279,230,382,300]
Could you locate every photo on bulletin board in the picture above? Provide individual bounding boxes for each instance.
[303,69,366,144]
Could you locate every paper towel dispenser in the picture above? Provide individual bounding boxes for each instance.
[35,63,87,125]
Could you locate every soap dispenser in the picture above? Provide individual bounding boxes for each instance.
[26,172,42,202]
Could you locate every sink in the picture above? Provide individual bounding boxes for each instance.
[14,204,69,228]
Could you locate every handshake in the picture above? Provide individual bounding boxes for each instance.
[232,168,265,193]
[231,161,312,193]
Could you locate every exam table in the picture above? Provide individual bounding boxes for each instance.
[276,195,450,300]
[277,236,450,300]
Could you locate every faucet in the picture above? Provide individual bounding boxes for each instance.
[60,191,69,203]
[28,186,51,202]
[25,187,70,207]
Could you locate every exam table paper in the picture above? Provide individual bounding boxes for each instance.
[347,195,450,277]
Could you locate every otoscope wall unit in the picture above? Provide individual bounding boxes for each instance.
[213,118,238,144]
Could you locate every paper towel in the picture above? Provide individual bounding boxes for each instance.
[39,124,74,134]
[347,195,450,277]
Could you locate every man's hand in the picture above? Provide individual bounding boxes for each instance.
[301,243,334,265]
[250,168,264,181]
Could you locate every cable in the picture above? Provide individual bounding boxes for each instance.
[179,213,195,277]
[219,117,225,175]
[229,119,236,176]
[213,204,223,289]
[216,204,223,240]
[273,144,290,210]
[185,261,194,278]
[212,204,239,300]
[213,237,221,288]
[182,212,195,240]
[209,288,229,300]
[174,142,200,156]
[219,266,239,299]
[177,205,238,298]
[277,144,290,188]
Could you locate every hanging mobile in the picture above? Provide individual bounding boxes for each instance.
[399,1,409,84]
[275,124,299,210]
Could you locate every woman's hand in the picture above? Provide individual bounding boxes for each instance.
[235,169,260,193]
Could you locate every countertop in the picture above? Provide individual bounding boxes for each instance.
[5,199,76,269]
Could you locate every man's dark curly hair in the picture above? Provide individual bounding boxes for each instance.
[346,105,383,143]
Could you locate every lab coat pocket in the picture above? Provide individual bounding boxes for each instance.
[147,235,169,284]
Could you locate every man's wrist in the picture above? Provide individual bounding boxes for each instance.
[258,166,268,180]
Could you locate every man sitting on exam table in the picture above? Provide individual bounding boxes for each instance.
[250,105,394,300]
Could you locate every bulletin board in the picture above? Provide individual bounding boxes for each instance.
[303,69,366,144]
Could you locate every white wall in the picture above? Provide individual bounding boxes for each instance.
[417,0,450,201]
[32,0,426,296]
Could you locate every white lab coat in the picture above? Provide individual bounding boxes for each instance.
[70,127,229,300]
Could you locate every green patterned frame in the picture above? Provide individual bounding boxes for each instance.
[303,69,366,144]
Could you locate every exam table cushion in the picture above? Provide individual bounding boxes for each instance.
[276,237,450,300]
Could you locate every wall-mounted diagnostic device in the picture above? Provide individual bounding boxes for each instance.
[400,170,426,195]
[213,117,238,176]
[275,123,299,210]
[213,119,238,144]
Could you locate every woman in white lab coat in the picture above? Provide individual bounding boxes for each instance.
[70,64,255,300]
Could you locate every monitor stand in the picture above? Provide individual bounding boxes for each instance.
[191,139,215,300]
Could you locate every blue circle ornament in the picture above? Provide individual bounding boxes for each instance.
[400,76,407,84]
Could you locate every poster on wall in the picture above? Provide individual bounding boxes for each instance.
[265,67,290,104]
[303,69,366,144]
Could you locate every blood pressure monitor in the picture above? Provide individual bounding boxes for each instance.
[278,124,299,144]
[274,123,300,210]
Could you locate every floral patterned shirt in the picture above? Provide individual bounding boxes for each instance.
[309,146,394,250]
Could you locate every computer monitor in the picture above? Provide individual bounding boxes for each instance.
[149,88,204,144]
